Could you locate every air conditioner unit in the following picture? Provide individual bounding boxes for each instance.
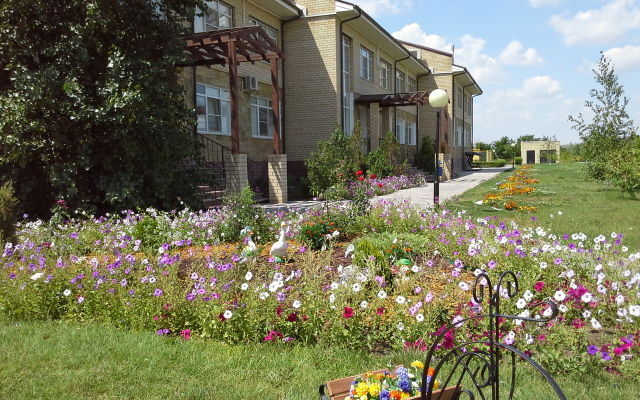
[243,76,258,91]
[410,49,422,59]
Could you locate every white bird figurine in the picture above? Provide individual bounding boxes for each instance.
[239,226,258,262]
[269,222,289,262]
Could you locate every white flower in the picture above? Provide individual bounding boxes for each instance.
[591,318,602,330]
[554,290,566,302]
[396,296,406,304]
[616,294,625,306]
[241,283,249,291]
[558,211,563,215]
[539,262,547,269]
[523,290,534,302]
[223,310,233,319]
[330,282,339,290]
[525,334,534,345]
[329,294,336,303]
[543,307,553,317]
[397,321,405,331]
[416,313,424,322]
[360,300,368,309]
[611,232,618,238]
[245,271,253,281]
[30,273,44,281]
[581,292,593,303]
[516,298,527,309]
[292,300,302,308]
[565,270,575,279]
[268,281,280,292]
[352,283,362,292]
[618,308,628,318]
[474,200,484,205]
[259,292,269,300]
[377,290,387,299]
[411,265,421,273]
[559,305,568,313]
[629,305,640,317]
[63,289,71,296]
[582,310,592,318]
[458,282,469,291]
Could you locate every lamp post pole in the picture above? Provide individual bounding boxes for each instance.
[428,89,450,207]
[511,143,516,169]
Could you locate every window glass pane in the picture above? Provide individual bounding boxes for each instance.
[221,100,230,133]
[197,96,207,131]
[219,14,231,29]
[196,84,205,94]
[206,11,219,30]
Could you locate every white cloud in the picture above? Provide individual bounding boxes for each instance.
[498,41,544,66]
[391,23,452,52]
[603,45,640,72]
[529,0,563,7]
[454,35,506,84]
[549,0,640,46]
[349,0,413,17]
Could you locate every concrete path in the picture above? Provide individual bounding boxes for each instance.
[261,166,510,213]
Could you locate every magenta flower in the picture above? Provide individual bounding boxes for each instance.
[534,281,545,292]
[181,329,191,341]
[343,306,354,319]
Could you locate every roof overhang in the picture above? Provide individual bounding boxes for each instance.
[355,91,437,107]
[336,1,428,74]
[453,65,482,95]
[179,26,285,67]
[249,0,301,19]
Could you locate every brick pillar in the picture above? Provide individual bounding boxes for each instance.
[268,154,288,203]
[225,154,248,195]
[439,153,452,182]
[380,107,392,144]
[369,103,380,152]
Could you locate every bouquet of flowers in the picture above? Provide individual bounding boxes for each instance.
[347,361,439,400]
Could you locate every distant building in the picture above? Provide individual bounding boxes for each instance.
[520,141,561,164]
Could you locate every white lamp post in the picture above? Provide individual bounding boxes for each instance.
[511,142,516,169]
[428,89,449,207]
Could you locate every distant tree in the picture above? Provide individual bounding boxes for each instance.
[474,142,492,151]
[491,136,514,160]
[0,0,208,218]
[569,53,637,185]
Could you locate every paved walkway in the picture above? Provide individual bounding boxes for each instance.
[261,166,510,213]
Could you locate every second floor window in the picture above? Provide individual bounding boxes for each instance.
[380,59,391,90]
[408,77,416,92]
[195,0,232,33]
[249,18,277,44]
[396,70,405,93]
[360,47,372,81]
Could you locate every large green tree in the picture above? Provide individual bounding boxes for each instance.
[0,0,208,218]
[569,54,637,186]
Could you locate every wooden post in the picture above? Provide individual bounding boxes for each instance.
[271,58,281,154]
[228,40,240,154]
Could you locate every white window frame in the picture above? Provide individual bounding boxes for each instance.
[396,118,406,144]
[396,70,405,93]
[195,0,232,33]
[380,59,391,90]
[360,47,373,81]
[249,17,277,44]
[250,96,274,138]
[196,84,231,135]
[342,35,353,134]
[408,77,416,92]
[407,121,416,145]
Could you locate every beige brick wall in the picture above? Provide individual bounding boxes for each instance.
[283,15,340,161]
[293,0,335,15]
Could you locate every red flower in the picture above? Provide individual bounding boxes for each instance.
[218,312,227,322]
[377,183,383,188]
[376,307,385,315]
[276,306,283,317]
[358,176,364,181]
[356,170,363,176]
[370,174,376,179]
[286,312,298,322]
[343,306,354,319]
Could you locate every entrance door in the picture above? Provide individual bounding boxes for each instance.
[526,150,535,164]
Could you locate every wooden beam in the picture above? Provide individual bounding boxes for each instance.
[271,58,280,154]
[228,40,239,155]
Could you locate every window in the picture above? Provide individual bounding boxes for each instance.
[342,36,353,134]
[196,84,231,135]
[396,70,405,93]
[456,87,462,109]
[251,97,273,138]
[396,119,406,144]
[408,77,416,92]
[380,59,391,90]
[465,94,471,114]
[407,121,416,145]
[360,47,373,81]
[195,0,232,33]
[249,17,277,44]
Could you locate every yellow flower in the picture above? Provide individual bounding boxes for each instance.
[356,382,369,397]
[433,378,440,390]
[400,392,411,399]
[410,360,424,370]
[368,382,381,397]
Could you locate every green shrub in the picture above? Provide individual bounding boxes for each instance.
[221,185,269,243]
[477,160,507,167]
[0,181,19,243]
[366,131,405,177]
[515,157,523,165]
[415,136,435,172]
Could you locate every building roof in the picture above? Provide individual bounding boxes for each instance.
[249,0,301,19]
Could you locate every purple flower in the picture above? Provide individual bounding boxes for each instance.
[154,288,163,297]
[554,257,563,265]
[488,260,497,269]
[9,273,16,279]
[587,345,598,355]
[186,293,196,301]
[601,351,611,361]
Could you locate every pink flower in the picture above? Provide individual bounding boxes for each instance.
[264,330,283,341]
[343,306,354,319]
[181,329,191,341]
[376,307,385,315]
[534,281,545,292]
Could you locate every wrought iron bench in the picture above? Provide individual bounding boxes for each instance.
[319,271,567,400]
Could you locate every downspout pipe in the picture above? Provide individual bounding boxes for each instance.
[339,7,362,131]
[393,53,411,137]
[461,82,475,155]
[280,11,303,154]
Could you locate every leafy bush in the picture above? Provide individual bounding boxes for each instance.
[221,185,269,243]
[366,132,405,178]
[0,181,18,243]
[515,157,523,165]
[478,160,506,167]
[415,136,435,172]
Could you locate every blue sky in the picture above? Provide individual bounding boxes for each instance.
[348,0,640,145]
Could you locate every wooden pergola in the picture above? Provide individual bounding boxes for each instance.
[355,91,432,107]
[180,26,285,154]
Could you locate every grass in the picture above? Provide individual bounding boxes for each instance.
[444,162,640,250]
[1,318,638,400]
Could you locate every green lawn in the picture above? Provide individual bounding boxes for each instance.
[444,162,640,251]
[1,319,638,400]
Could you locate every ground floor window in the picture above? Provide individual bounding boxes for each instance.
[251,97,273,138]
[396,118,406,144]
[407,121,416,145]
[196,84,231,135]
